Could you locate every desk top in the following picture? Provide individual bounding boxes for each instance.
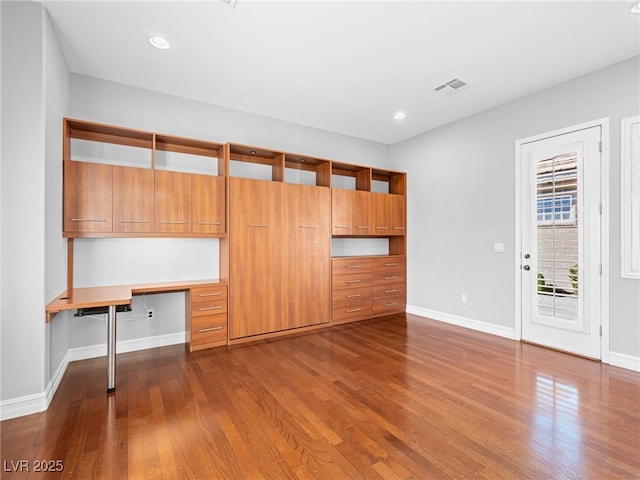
[46,279,223,323]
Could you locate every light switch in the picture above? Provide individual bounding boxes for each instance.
[493,242,505,253]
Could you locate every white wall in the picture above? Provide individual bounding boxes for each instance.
[392,56,640,359]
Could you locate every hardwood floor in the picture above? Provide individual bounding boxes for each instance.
[2,314,639,479]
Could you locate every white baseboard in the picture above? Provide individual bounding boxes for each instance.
[0,332,186,421]
[608,351,640,372]
[406,305,518,340]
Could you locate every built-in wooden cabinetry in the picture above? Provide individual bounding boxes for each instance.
[60,119,407,349]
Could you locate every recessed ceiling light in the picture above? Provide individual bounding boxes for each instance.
[393,112,407,121]
[149,36,170,50]
[631,1,640,13]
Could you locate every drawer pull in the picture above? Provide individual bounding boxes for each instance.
[384,303,398,307]
[393,227,405,230]
[119,219,148,223]
[299,225,318,228]
[160,220,188,224]
[375,226,389,229]
[198,326,223,333]
[384,289,398,294]
[198,306,223,311]
[198,292,223,297]
[345,279,362,284]
[334,225,350,229]
[346,308,362,313]
[71,218,105,222]
[346,265,361,269]
[346,294,362,298]
[384,263,398,266]
[355,226,371,229]
[248,224,269,227]
[198,221,222,225]
[385,276,397,280]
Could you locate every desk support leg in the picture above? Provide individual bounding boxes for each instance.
[106,305,116,393]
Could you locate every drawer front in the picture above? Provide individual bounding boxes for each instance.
[372,284,406,300]
[372,269,406,286]
[332,301,372,324]
[191,314,227,347]
[191,299,227,317]
[372,256,406,273]
[331,272,372,290]
[332,286,371,303]
[191,285,227,301]
[372,297,405,316]
[332,257,373,275]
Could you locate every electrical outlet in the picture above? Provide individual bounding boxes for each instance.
[461,294,468,304]
[147,309,154,319]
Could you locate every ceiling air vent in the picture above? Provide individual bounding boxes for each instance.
[434,78,468,92]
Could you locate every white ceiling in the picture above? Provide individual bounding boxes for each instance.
[40,1,640,145]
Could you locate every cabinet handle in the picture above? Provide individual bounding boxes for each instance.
[248,224,269,227]
[119,219,149,223]
[384,263,398,266]
[346,308,362,313]
[198,221,222,225]
[345,279,362,284]
[346,265,361,269]
[384,276,397,280]
[375,226,389,230]
[393,227,405,230]
[160,220,188,224]
[384,289,398,294]
[71,218,105,222]
[198,306,223,311]
[334,225,350,229]
[198,292,223,297]
[384,303,398,307]
[299,225,318,228]
[355,226,371,229]
[198,326,223,333]
[346,294,362,298]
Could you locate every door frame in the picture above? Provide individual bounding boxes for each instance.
[514,118,610,362]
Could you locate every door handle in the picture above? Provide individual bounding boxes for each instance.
[523,265,531,271]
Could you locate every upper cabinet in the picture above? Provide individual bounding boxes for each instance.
[62,118,226,238]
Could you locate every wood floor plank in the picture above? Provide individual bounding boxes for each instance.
[2,314,639,479]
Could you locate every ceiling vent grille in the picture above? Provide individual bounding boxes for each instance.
[434,78,468,92]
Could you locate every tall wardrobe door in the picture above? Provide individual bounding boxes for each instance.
[229,177,283,338]
[283,184,331,329]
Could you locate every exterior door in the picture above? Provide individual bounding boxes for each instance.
[520,126,602,359]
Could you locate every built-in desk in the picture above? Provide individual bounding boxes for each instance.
[46,279,226,393]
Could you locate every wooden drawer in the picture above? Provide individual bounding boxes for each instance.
[331,272,372,290]
[332,257,373,275]
[190,314,227,348]
[372,256,406,273]
[191,285,227,302]
[373,269,406,286]
[372,296,405,316]
[191,299,227,317]
[372,284,406,300]
[332,300,372,324]
[332,286,371,303]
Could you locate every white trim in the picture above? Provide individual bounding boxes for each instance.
[514,118,610,363]
[406,305,517,340]
[608,351,640,372]
[621,115,640,279]
[0,332,186,421]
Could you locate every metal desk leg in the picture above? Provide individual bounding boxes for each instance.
[106,305,117,393]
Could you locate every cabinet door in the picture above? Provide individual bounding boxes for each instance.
[63,161,113,233]
[371,192,391,236]
[229,178,283,338]
[283,184,331,329]
[389,194,406,236]
[353,190,373,236]
[113,166,154,233]
[192,174,225,234]
[331,188,354,235]
[154,170,191,233]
